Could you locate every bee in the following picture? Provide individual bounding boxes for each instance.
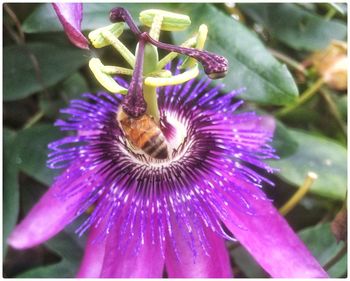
[117,108,169,160]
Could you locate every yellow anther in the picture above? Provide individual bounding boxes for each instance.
[101,65,134,76]
[279,172,318,216]
[139,9,191,31]
[148,69,172,78]
[88,23,124,48]
[89,58,128,94]
[145,66,199,87]
[196,24,208,50]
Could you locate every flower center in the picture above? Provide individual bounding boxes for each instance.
[119,110,189,166]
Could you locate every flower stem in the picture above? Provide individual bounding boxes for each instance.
[142,12,162,122]
[279,172,318,216]
[323,242,347,271]
[4,4,25,43]
[22,110,44,129]
[275,78,324,117]
[144,84,160,121]
[319,88,347,137]
[268,48,306,75]
[325,7,337,20]
[149,14,163,41]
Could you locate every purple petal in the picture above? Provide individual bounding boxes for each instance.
[165,223,233,277]
[7,164,95,249]
[222,179,328,278]
[52,3,89,49]
[234,115,276,138]
[100,221,164,277]
[77,220,106,277]
[254,115,276,135]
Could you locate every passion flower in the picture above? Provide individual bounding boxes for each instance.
[8,4,328,278]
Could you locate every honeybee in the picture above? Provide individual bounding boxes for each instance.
[117,108,169,159]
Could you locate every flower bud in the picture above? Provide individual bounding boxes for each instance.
[331,206,347,243]
[309,40,347,91]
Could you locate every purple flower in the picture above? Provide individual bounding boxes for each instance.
[8,71,327,277]
[8,4,328,278]
[52,3,89,49]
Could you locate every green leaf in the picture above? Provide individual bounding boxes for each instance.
[4,42,89,101]
[172,4,298,105]
[40,73,89,118]
[45,215,87,265]
[15,124,62,185]
[335,95,347,121]
[230,246,267,277]
[269,128,347,200]
[299,223,347,277]
[3,129,19,257]
[22,3,62,33]
[22,3,174,33]
[239,3,347,51]
[17,262,74,278]
[60,73,89,97]
[16,261,74,278]
[271,121,298,158]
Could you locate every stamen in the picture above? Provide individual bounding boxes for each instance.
[110,7,228,79]
[143,33,228,79]
[109,7,142,38]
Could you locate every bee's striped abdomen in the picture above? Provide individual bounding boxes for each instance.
[118,109,169,160]
[141,132,168,159]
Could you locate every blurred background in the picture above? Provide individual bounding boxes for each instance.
[3,3,347,277]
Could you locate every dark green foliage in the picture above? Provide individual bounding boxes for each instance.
[3,3,347,277]
[239,3,347,51]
